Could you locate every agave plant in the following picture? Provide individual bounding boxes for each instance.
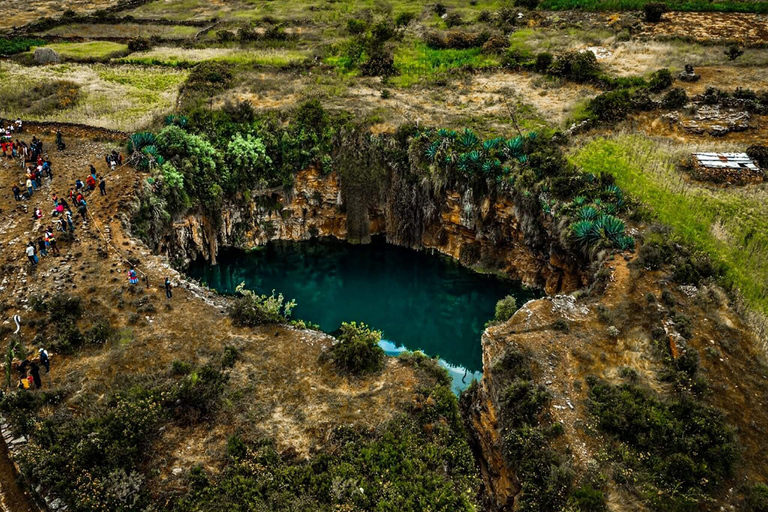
[458,128,479,150]
[594,214,626,243]
[578,206,598,221]
[505,136,524,158]
[425,140,441,162]
[571,220,599,247]
[616,235,635,251]
[127,132,164,170]
[572,196,587,206]
[127,131,156,154]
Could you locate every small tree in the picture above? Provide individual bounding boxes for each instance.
[228,282,296,326]
[643,2,667,23]
[724,45,744,61]
[494,296,518,323]
[329,322,385,375]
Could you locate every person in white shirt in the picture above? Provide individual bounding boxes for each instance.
[26,243,36,265]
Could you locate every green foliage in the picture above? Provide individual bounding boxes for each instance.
[172,360,192,375]
[173,365,228,424]
[221,346,239,368]
[643,2,668,22]
[747,483,768,512]
[494,295,519,323]
[570,213,633,254]
[5,336,26,389]
[648,68,672,92]
[127,132,163,171]
[587,378,737,509]
[0,38,45,55]
[329,321,385,375]
[228,282,296,327]
[15,388,163,511]
[225,133,272,192]
[174,384,478,511]
[570,485,607,512]
[662,87,688,109]
[547,51,601,83]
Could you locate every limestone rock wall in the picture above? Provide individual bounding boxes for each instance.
[165,167,582,294]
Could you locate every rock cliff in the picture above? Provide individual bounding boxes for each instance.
[164,167,582,294]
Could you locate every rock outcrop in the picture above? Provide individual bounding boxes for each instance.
[165,167,583,294]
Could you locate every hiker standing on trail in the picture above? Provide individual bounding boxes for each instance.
[128,268,139,285]
[12,183,21,201]
[38,348,49,373]
[165,277,173,299]
[99,176,106,196]
[26,242,36,265]
[29,362,41,389]
[78,201,87,223]
[37,237,47,257]
[75,179,84,192]
[46,230,59,256]
[26,177,33,197]
[56,129,64,151]
[65,210,75,232]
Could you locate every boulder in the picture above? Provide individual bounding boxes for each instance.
[34,47,61,64]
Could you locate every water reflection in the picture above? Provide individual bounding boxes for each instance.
[187,237,538,392]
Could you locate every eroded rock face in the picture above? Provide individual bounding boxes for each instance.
[33,47,60,64]
[166,167,583,293]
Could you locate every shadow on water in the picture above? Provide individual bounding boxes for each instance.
[187,237,539,393]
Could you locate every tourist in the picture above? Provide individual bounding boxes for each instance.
[56,129,64,151]
[29,362,41,389]
[165,277,173,299]
[99,176,106,196]
[75,179,84,191]
[78,201,87,223]
[37,237,47,257]
[12,183,21,201]
[26,243,37,265]
[26,176,33,197]
[128,268,139,285]
[86,173,96,191]
[46,230,59,256]
[15,118,22,133]
[38,348,49,373]
[65,210,75,232]
[32,208,42,220]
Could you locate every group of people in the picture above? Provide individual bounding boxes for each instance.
[16,348,50,390]
[25,226,61,265]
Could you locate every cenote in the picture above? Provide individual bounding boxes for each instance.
[188,237,539,393]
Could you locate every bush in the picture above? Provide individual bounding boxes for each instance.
[329,322,385,375]
[661,87,688,109]
[173,365,228,423]
[747,145,768,169]
[172,360,192,375]
[434,3,447,16]
[184,61,233,93]
[346,18,367,35]
[587,89,634,122]
[221,346,239,368]
[648,68,672,92]
[494,295,518,323]
[548,51,600,83]
[570,485,607,512]
[482,35,510,53]
[643,2,667,22]
[395,12,416,27]
[228,283,296,326]
[127,38,151,52]
[360,46,397,77]
[534,52,553,73]
[48,293,83,322]
[588,379,737,507]
[0,38,45,56]
[724,45,744,61]
[747,483,768,512]
[515,0,540,9]
[84,319,115,345]
[445,12,463,27]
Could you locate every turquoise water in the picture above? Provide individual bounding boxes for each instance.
[187,237,538,392]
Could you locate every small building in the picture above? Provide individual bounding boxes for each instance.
[690,152,763,185]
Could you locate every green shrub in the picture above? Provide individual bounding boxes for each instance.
[173,365,228,424]
[84,319,115,345]
[346,18,367,35]
[587,89,634,122]
[548,51,600,83]
[648,68,672,92]
[747,145,768,169]
[360,46,397,77]
[587,378,737,508]
[643,2,667,22]
[329,322,385,375]
[494,295,518,323]
[395,12,416,26]
[747,483,768,512]
[221,346,239,368]
[570,484,607,512]
[228,282,296,326]
[172,360,192,375]
[534,52,553,73]
[184,61,233,94]
[515,0,540,8]
[724,45,744,61]
[662,87,688,108]
[127,38,151,52]
[0,38,45,55]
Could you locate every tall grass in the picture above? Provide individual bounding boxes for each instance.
[539,0,768,13]
[571,134,768,314]
[391,42,501,86]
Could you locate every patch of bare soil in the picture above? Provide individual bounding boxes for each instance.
[0,126,421,499]
[678,66,768,95]
[636,12,768,46]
